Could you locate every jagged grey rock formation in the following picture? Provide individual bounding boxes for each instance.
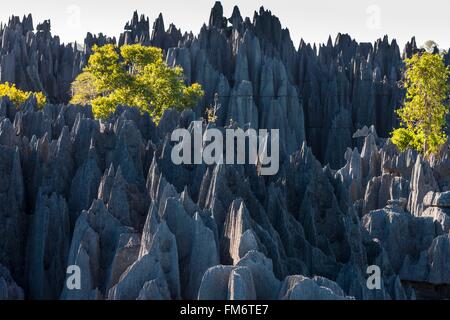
[0,2,449,301]
[423,191,450,208]
[279,275,351,300]
[0,16,83,103]
[27,190,70,299]
[0,264,24,300]
[0,145,25,285]
[5,2,448,168]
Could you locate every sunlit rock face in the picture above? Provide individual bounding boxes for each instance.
[0,2,449,300]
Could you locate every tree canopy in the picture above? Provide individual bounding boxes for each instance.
[70,44,204,122]
[0,82,47,109]
[391,52,450,157]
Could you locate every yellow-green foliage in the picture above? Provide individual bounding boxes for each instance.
[391,53,450,157]
[0,82,47,109]
[70,44,204,123]
[206,106,218,124]
[70,72,98,106]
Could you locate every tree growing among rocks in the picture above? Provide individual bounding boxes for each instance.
[391,52,449,157]
[0,82,47,109]
[70,44,204,123]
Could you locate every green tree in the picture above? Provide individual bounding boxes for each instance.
[70,44,204,122]
[391,52,450,157]
[0,82,47,109]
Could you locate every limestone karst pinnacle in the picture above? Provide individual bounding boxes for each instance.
[0,2,449,301]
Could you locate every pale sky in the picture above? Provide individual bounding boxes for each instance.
[0,0,448,49]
